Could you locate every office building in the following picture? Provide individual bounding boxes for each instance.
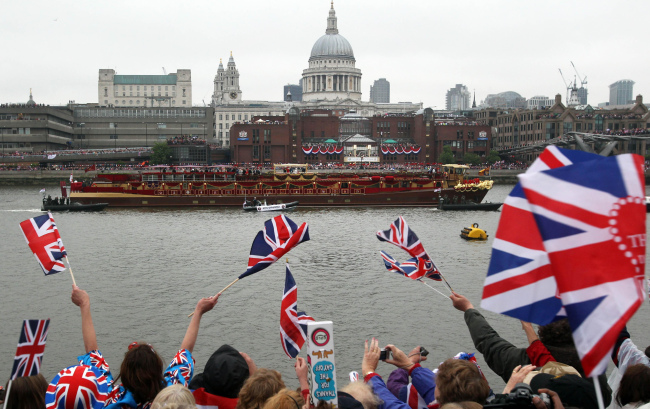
[369,78,390,103]
[609,80,635,105]
[98,69,192,108]
[445,84,471,111]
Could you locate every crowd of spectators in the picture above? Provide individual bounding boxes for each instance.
[1,283,647,409]
[168,135,207,145]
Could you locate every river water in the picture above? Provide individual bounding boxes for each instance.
[1,184,648,393]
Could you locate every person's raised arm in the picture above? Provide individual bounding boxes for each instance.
[521,321,539,345]
[180,293,220,353]
[71,285,98,353]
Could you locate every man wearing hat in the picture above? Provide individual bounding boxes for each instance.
[190,344,255,409]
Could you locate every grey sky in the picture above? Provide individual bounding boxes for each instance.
[2,0,648,109]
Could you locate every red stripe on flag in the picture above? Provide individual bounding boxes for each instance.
[579,299,642,377]
[522,188,611,228]
[482,264,555,298]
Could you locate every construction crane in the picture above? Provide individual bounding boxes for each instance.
[162,67,167,75]
[558,68,572,103]
[571,61,587,88]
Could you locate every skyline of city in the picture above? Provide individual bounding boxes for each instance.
[2,0,648,109]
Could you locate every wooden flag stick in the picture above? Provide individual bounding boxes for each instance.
[218,277,240,294]
[438,271,454,293]
[187,278,240,318]
[65,256,77,287]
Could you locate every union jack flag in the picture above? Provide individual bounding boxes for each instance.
[10,319,50,380]
[377,216,441,281]
[380,251,435,280]
[45,365,110,409]
[19,212,67,275]
[481,146,602,324]
[240,215,310,279]
[280,264,315,358]
[483,147,646,377]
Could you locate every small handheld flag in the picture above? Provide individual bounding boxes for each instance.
[377,216,443,283]
[188,215,309,317]
[11,319,50,380]
[19,212,68,275]
[280,263,314,358]
[241,214,310,279]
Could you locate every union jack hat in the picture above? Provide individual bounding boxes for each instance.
[45,365,110,409]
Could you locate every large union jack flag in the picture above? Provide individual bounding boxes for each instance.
[482,146,646,377]
[481,146,600,323]
[377,216,441,281]
[240,215,310,279]
[10,319,50,380]
[280,263,315,358]
[45,365,110,409]
[19,212,67,275]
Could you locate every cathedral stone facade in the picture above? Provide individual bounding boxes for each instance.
[211,2,422,148]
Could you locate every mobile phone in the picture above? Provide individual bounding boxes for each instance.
[379,349,392,361]
[420,347,429,357]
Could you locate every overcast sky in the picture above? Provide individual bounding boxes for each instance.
[2,0,648,109]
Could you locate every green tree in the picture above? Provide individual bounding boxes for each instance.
[486,150,501,164]
[150,142,173,165]
[438,145,455,164]
[463,152,481,165]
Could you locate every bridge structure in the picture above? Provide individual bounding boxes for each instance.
[495,131,650,157]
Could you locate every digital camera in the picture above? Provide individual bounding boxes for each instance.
[483,383,552,409]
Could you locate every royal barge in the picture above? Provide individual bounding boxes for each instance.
[67,164,493,208]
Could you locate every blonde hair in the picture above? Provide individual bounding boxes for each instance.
[261,389,305,409]
[151,384,197,409]
[340,381,382,409]
[236,368,285,409]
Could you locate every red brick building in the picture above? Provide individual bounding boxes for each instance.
[229,107,491,164]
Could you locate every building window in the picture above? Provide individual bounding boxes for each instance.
[182,100,186,104]
[264,129,271,143]
[253,145,259,159]
[226,115,229,120]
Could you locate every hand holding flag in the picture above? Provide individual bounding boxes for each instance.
[189,215,309,317]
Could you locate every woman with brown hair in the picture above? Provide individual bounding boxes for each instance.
[3,374,48,409]
[236,368,285,409]
[616,363,650,409]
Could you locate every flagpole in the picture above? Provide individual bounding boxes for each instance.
[418,280,451,299]
[3,380,12,409]
[438,272,454,293]
[593,377,605,409]
[65,256,77,286]
[188,278,239,317]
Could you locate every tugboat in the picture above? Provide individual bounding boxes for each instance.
[460,223,488,241]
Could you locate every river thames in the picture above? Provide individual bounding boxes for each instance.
[1,183,648,392]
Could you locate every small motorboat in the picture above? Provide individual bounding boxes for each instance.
[460,223,488,241]
[438,200,502,211]
[243,199,299,212]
